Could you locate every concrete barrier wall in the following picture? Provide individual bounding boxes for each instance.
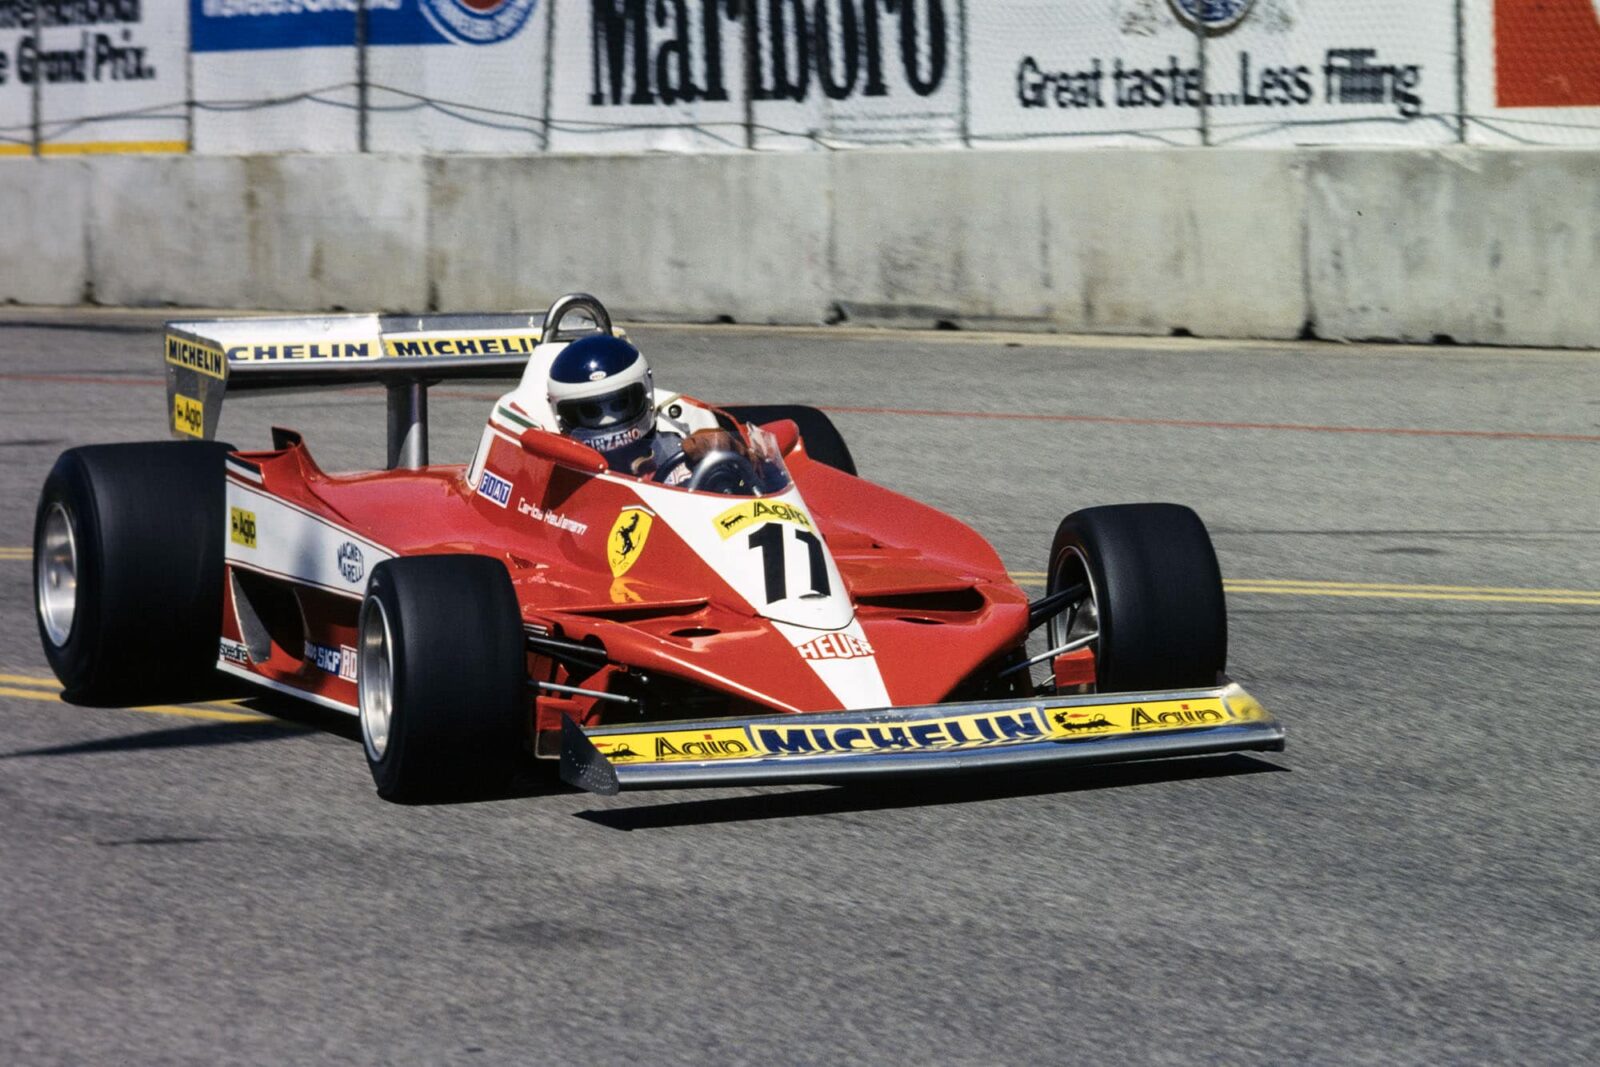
[2,147,1596,348]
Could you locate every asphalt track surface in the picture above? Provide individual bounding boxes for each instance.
[1,309,1597,1065]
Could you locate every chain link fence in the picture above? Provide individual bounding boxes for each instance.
[1,0,1598,156]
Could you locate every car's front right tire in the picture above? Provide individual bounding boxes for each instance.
[1045,503,1228,694]
[358,555,528,803]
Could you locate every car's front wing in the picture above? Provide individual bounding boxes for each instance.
[560,682,1283,794]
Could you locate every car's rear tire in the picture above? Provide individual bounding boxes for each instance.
[1045,504,1227,693]
[358,555,527,803]
[34,441,234,704]
[722,404,857,476]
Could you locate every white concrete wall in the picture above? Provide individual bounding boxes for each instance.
[831,149,1306,338]
[86,155,428,311]
[2,147,1596,348]
[430,154,831,324]
[1305,148,1600,348]
[0,160,90,305]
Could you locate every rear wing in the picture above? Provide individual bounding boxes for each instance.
[164,293,614,468]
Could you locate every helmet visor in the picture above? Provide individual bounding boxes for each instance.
[556,384,648,430]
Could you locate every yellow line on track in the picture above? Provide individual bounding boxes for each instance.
[0,675,280,724]
[1228,586,1600,606]
[1008,573,1598,605]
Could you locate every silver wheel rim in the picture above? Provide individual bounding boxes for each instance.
[1046,546,1100,683]
[358,597,395,761]
[37,502,79,648]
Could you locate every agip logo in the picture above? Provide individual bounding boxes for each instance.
[420,0,539,45]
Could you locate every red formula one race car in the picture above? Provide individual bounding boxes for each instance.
[33,294,1282,801]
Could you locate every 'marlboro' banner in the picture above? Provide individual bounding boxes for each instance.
[555,0,961,151]
[0,1,187,155]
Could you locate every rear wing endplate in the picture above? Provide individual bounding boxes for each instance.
[164,293,614,468]
[561,682,1284,794]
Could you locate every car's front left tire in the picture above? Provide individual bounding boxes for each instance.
[358,555,528,803]
[34,441,234,704]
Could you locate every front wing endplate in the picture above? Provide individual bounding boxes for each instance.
[560,682,1283,794]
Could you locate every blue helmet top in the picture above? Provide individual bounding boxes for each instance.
[549,334,643,385]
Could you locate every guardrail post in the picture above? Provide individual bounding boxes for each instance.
[29,0,41,156]
[1454,0,1467,143]
[540,0,558,150]
[356,0,370,152]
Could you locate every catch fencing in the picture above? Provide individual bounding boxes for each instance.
[1,0,1599,155]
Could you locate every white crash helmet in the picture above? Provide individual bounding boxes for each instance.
[547,335,655,455]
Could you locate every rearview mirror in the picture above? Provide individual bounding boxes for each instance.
[519,429,608,473]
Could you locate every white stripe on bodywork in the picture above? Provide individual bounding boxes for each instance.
[771,619,892,710]
[218,660,357,716]
[226,481,394,598]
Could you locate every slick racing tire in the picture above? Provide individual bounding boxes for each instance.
[722,404,857,477]
[34,441,234,705]
[357,555,526,803]
[1045,504,1227,694]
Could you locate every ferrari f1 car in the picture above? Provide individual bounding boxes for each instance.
[33,294,1283,801]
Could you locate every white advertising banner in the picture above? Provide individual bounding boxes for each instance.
[1200,0,1457,146]
[970,0,1456,148]
[550,0,961,153]
[3,0,1596,157]
[971,0,1203,147]
[2,0,188,155]
[193,0,549,154]
[190,0,360,154]
[366,1,551,153]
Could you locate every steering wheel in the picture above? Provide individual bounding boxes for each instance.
[650,450,688,484]
[688,451,761,494]
[652,449,760,494]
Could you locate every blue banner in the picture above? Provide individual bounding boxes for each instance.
[190,0,539,53]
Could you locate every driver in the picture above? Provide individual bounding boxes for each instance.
[547,335,744,485]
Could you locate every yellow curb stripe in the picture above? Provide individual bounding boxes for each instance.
[1225,586,1600,606]
[0,673,60,687]
[0,674,284,724]
[1224,578,1600,597]
[0,141,187,157]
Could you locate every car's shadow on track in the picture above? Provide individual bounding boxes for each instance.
[572,753,1289,831]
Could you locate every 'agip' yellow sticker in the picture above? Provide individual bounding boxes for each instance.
[1046,697,1250,739]
[713,499,812,539]
[592,727,753,764]
[173,393,205,438]
[229,507,257,549]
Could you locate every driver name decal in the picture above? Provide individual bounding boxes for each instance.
[607,507,654,577]
[714,500,813,540]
